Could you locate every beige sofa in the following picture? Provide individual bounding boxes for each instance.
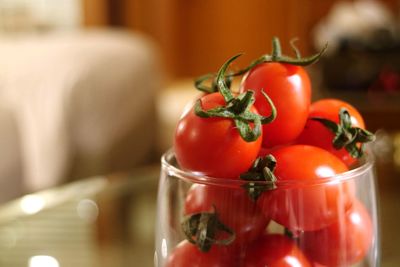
[0,30,161,202]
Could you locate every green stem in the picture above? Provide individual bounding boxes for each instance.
[311,108,375,158]
[290,38,301,59]
[259,90,277,124]
[181,208,235,252]
[271,36,282,60]
[194,73,215,93]
[194,38,328,93]
[194,55,277,142]
[240,154,278,200]
[216,54,240,103]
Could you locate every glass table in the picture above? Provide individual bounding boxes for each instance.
[0,166,160,267]
[0,162,399,267]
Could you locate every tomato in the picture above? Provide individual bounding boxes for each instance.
[166,240,234,267]
[184,184,269,250]
[300,199,373,267]
[243,234,312,267]
[240,63,311,147]
[258,145,354,231]
[174,92,262,178]
[296,98,366,166]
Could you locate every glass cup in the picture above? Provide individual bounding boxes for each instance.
[155,149,379,267]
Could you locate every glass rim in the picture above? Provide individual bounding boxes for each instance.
[161,148,374,188]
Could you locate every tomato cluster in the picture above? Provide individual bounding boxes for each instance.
[170,38,375,267]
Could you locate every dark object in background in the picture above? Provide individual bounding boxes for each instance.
[321,28,400,93]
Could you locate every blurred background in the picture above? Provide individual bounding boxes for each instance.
[0,0,399,266]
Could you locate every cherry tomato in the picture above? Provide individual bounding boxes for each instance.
[243,234,312,267]
[184,184,269,249]
[258,145,354,231]
[296,98,365,166]
[300,199,373,267]
[166,240,234,267]
[174,92,262,178]
[240,63,311,147]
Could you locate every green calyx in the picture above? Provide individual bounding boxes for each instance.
[311,108,376,158]
[181,207,235,252]
[195,54,277,142]
[194,37,328,93]
[240,154,278,201]
[268,36,328,66]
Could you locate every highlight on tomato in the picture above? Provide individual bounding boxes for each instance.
[296,98,375,166]
[299,199,373,267]
[258,145,354,231]
[243,234,312,267]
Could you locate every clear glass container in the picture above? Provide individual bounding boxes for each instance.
[155,150,379,267]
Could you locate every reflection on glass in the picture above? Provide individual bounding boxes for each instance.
[76,199,99,223]
[20,195,45,215]
[315,166,336,178]
[156,150,380,267]
[286,256,302,267]
[28,255,60,267]
[161,238,168,259]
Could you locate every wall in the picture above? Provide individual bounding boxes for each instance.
[82,0,399,79]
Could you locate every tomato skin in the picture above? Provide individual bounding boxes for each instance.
[296,98,365,166]
[243,234,312,267]
[166,240,234,267]
[300,199,373,267]
[184,184,269,249]
[174,92,262,178]
[240,63,311,148]
[258,145,354,231]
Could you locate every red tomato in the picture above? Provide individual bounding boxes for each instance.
[174,92,262,178]
[300,199,373,266]
[166,240,234,267]
[184,184,269,249]
[258,145,354,231]
[243,234,312,267]
[258,147,271,157]
[296,98,366,166]
[240,63,311,147]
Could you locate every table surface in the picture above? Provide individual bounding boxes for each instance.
[0,163,398,267]
[0,166,160,267]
